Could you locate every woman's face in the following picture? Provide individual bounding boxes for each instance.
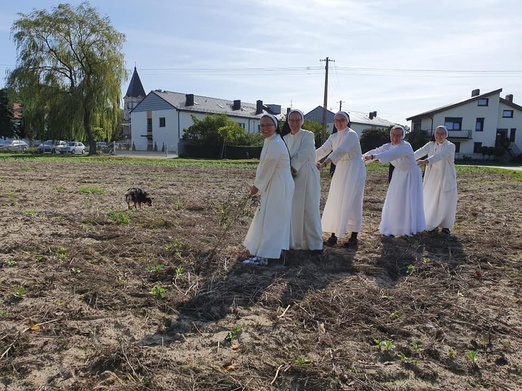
[334,114,348,130]
[434,128,447,144]
[390,128,403,145]
[288,112,302,134]
[260,117,277,138]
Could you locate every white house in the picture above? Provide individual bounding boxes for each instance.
[304,106,396,136]
[130,90,280,153]
[407,88,522,160]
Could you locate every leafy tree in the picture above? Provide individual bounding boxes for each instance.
[182,114,262,146]
[405,129,429,151]
[0,89,15,139]
[302,119,324,147]
[7,2,127,154]
[360,127,390,153]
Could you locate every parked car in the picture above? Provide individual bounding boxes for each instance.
[0,139,29,152]
[60,141,86,154]
[37,140,67,154]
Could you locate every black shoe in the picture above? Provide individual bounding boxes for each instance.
[343,238,358,248]
[441,228,450,235]
[324,234,337,246]
[310,249,323,255]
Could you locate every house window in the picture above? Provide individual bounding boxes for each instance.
[503,110,514,118]
[510,128,516,142]
[236,122,245,129]
[453,142,461,153]
[147,118,152,132]
[475,118,484,132]
[478,98,489,106]
[444,117,462,131]
[159,117,166,127]
[413,120,421,131]
[473,142,482,153]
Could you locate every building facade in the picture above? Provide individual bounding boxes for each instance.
[130,90,279,153]
[407,89,522,160]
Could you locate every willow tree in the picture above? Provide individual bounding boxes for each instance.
[7,2,127,153]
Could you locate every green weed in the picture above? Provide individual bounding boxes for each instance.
[465,350,479,364]
[79,187,105,194]
[23,209,37,217]
[150,285,166,298]
[13,287,27,299]
[146,264,165,273]
[107,210,130,224]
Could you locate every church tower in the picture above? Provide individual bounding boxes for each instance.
[123,67,146,140]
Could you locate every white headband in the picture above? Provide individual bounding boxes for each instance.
[261,113,278,127]
[390,125,406,139]
[435,125,449,137]
[335,111,350,123]
[288,109,305,126]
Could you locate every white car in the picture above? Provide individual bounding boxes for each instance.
[0,139,29,152]
[60,141,86,154]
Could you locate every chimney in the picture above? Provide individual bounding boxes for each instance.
[471,89,480,97]
[506,94,513,102]
[373,111,377,118]
[369,112,374,120]
[232,99,241,110]
[185,94,194,106]
[256,100,264,114]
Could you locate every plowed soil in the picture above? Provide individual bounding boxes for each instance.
[0,156,521,390]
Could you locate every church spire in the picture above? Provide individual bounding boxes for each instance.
[125,67,146,98]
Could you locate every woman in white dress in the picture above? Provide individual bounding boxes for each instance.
[414,125,457,234]
[364,125,426,237]
[283,109,323,252]
[316,111,366,248]
[243,114,295,265]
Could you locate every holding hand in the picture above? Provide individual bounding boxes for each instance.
[416,159,428,167]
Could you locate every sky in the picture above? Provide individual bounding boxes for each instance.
[1,0,522,125]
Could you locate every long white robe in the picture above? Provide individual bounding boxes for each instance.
[243,134,295,259]
[284,129,323,250]
[316,128,366,237]
[366,140,426,236]
[414,140,458,231]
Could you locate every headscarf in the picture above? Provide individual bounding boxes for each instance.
[390,125,406,139]
[261,113,278,128]
[335,111,350,124]
[435,125,449,137]
[287,109,305,127]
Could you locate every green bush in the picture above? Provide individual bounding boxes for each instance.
[182,114,262,147]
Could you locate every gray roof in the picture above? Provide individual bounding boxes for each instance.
[151,90,265,119]
[305,106,395,127]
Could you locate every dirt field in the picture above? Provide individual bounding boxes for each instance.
[0,156,521,391]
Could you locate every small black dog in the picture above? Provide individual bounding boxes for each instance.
[125,187,153,210]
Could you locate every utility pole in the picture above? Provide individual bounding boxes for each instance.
[338,100,344,111]
[320,57,334,143]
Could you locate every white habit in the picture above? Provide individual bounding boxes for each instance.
[284,129,323,250]
[243,134,295,259]
[316,128,367,237]
[414,140,458,231]
[366,140,426,236]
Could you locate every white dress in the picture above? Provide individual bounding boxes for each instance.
[366,140,426,236]
[243,134,295,259]
[414,140,458,231]
[316,127,366,237]
[284,129,323,250]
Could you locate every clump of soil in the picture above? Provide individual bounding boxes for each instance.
[0,158,521,390]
